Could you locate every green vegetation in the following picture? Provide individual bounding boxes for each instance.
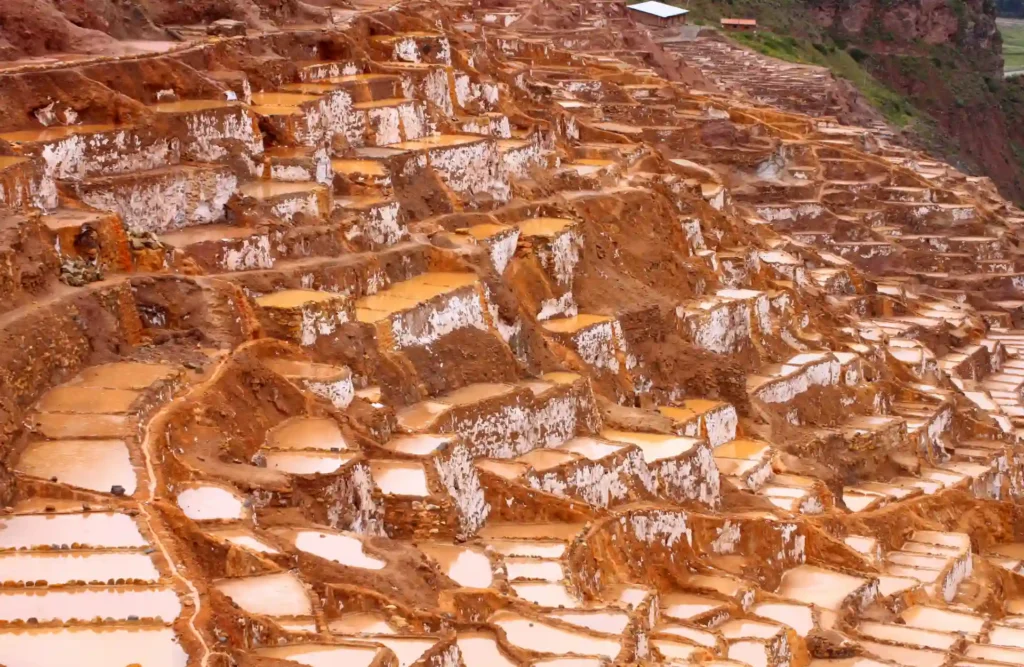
[672,0,822,37]
[729,31,918,127]
[999,18,1024,73]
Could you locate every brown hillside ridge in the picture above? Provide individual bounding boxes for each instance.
[4,0,1024,665]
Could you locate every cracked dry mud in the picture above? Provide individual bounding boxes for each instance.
[2,2,1024,667]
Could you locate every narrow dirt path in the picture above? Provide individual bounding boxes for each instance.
[137,355,236,667]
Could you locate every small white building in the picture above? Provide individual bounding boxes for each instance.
[627,1,689,27]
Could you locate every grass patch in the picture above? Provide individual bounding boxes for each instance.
[1007,53,1024,70]
[731,31,918,127]
[999,18,1024,72]
[664,0,824,38]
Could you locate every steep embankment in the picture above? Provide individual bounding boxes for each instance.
[687,0,1024,205]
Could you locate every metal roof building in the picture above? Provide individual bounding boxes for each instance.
[627,1,689,27]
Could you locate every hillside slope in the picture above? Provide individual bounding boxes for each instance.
[687,0,1024,205]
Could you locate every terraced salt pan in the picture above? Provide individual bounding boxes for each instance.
[549,610,630,635]
[420,544,493,588]
[559,437,625,460]
[860,641,946,667]
[884,564,941,584]
[0,627,188,667]
[366,636,438,667]
[987,623,1024,647]
[265,451,356,475]
[858,621,958,650]
[0,552,160,584]
[255,290,343,309]
[15,439,137,495]
[661,592,728,621]
[69,363,176,390]
[518,449,580,472]
[262,359,353,409]
[900,605,984,634]
[36,387,139,414]
[328,612,396,635]
[887,551,947,570]
[728,640,774,667]
[714,439,770,460]
[966,644,1024,663]
[654,638,704,661]
[475,460,528,480]
[752,602,814,636]
[776,565,869,610]
[239,180,325,199]
[0,124,121,143]
[215,572,311,617]
[267,417,349,451]
[601,430,698,462]
[176,485,246,521]
[0,587,181,622]
[512,582,581,608]
[483,540,567,558]
[204,527,280,555]
[721,619,784,640]
[293,530,385,569]
[256,644,381,667]
[476,522,584,541]
[383,434,454,455]
[0,513,146,550]
[656,624,719,647]
[489,611,621,658]
[368,460,430,496]
[456,632,516,667]
[276,619,318,633]
[31,413,129,440]
[505,558,564,582]
[877,575,920,598]
[990,542,1024,559]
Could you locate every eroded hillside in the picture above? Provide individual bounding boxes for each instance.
[1,1,1024,667]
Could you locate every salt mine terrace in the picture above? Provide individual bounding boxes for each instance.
[3,1,1024,667]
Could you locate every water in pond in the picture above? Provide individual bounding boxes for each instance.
[15,440,137,495]
[0,513,146,550]
[256,644,380,667]
[176,486,245,521]
[293,530,385,569]
[510,582,580,608]
[0,587,181,623]
[328,612,396,635]
[368,637,437,667]
[0,627,188,667]
[71,363,175,390]
[36,387,138,414]
[215,572,311,617]
[456,632,515,667]
[255,290,338,309]
[420,545,492,588]
[205,528,279,555]
[489,611,619,658]
[369,461,429,496]
[264,451,355,475]
[268,418,348,451]
[0,552,159,584]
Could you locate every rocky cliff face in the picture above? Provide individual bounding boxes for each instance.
[810,0,1000,59]
[807,0,1024,203]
